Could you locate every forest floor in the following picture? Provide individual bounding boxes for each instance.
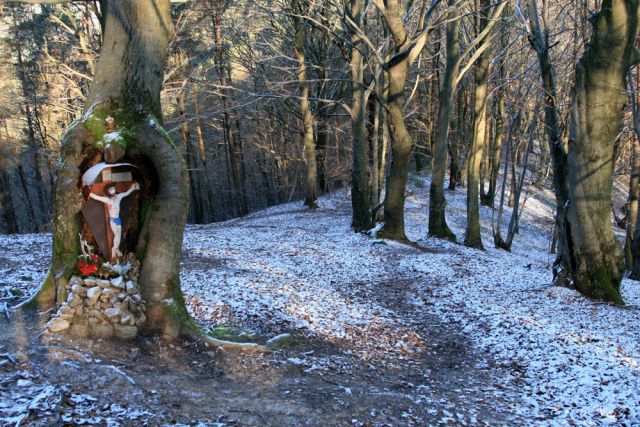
[0,174,639,426]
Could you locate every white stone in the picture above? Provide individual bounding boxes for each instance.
[120,312,132,325]
[111,276,124,289]
[126,281,138,295]
[70,276,83,286]
[104,307,122,321]
[86,286,102,300]
[47,318,70,332]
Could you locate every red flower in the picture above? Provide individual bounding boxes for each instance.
[77,259,99,276]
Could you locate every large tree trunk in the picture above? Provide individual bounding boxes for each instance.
[379,60,412,240]
[629,67,640,279]
[428,1,459,242]
[24,0,191,340]
[565,0,639,304]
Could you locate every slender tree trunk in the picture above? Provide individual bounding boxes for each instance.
[0,129,18,234]
[292,7,318,209]
[212,0,247,216]
[464,0,492,249]
[565,0,639,304]
[526,0,572,284]
[429,1,459,242]
[349,0,372,231]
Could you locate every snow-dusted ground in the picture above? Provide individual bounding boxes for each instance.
[1,175,639,425]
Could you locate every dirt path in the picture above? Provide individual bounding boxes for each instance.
[0,195,528,426]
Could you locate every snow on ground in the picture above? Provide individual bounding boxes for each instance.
[1,176,639,425]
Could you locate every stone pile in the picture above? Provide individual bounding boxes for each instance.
[47,275,146,340]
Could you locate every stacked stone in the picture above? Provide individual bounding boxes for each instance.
[47,275,146,340]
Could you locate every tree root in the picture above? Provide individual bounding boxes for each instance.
[182,328,270,353]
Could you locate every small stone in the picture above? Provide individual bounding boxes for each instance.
[69,296,83,308]
[111,276,124,289]
[87,286,102,300]
[71,284,86,297]
[90,323,114,338]
[88,317,100,325]
[58,310,74,320]
[132,294,142,302]
[67,292,74,303]
[59,304,74,315]
[47,318,70,332]
[116,292,126,301]
[113,324,137,340]
[104,307,122,322]
[75,306,84,316]
[128,300,137,313]
[70,276,83,286]
[125,281,138,295]
[135,312,146,327]
[97,279,111,288]
[120,311,132,325]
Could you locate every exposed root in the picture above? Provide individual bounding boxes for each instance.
[182,328,269,353]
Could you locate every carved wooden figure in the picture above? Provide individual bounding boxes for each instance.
[80,163,141,261]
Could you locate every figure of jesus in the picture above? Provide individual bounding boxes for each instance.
[90,181,140,259]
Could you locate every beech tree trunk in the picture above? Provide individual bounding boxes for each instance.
[428,1,459,242]
[565,0,639,303]
[464,0,492,250]
[292,6,318,209]
[526,0,571,284]
[25,0,191,339]
[348,0,372,231]
[629,67,640,279]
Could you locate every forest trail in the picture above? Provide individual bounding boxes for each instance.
[0,176,639,426]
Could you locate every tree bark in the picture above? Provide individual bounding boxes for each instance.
[565,0,639,304]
